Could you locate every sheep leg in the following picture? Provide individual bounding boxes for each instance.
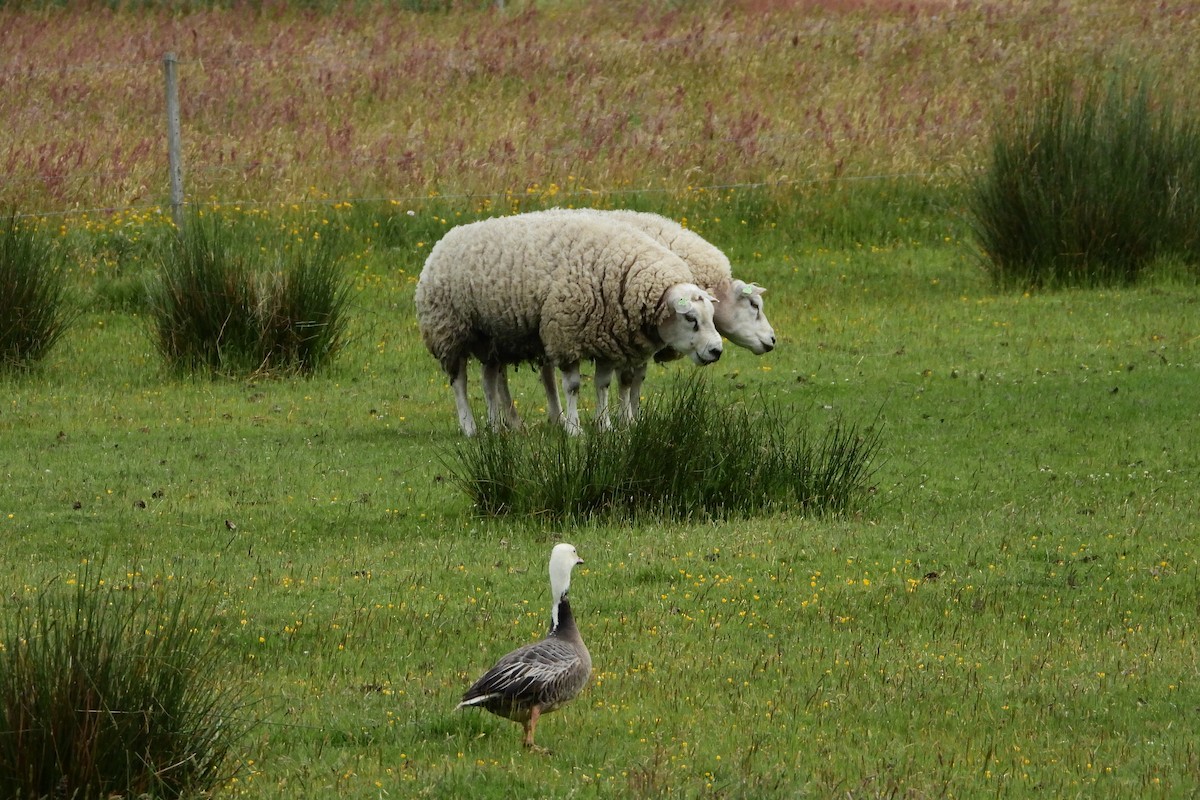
[593,362,614,430]
[618,363,647,423]
[451,360,477,437]
[539,362,563,424]
[560,362,583,435]
[480,361,505,432]
[495,366,523,429]
[480,362,522,431]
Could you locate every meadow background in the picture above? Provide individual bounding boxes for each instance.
[2,1,1200,797]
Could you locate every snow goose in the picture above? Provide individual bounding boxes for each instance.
[457,542,591,751]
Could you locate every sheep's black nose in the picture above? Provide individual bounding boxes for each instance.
[703,345,723,363]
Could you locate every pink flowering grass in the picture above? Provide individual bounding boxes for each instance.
[3,1,1199,214]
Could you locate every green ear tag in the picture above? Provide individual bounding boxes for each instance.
[675,297,690,311]
[741,285,754,295]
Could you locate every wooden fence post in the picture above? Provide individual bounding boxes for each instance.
[163,52,185,231]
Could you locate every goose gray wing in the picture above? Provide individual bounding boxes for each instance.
[461,637,590,710]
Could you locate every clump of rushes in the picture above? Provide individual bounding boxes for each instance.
[0,572,251,800]
[970,67,1200,289]
[447,376,882,522]
[257,240,352,374]
[0,212,75,371]
[149,213,262,374]
[149,211,351,376]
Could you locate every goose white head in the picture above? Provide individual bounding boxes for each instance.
[549,542,584,602]
[549,543,584,633]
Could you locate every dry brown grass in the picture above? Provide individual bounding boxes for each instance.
[3,0,1198,214]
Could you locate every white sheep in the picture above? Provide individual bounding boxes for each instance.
[415,213,723,436]
[485,209,776,430]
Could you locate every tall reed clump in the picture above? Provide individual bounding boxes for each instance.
[148,212,351,375]
[446,377,882,522]
[0,575,250,800]
[257,241,352,373]
[0,212,75,371]
[969,68,1200,288]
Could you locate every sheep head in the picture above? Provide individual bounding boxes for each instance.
[656,284,723,366]
[712,279,776,355]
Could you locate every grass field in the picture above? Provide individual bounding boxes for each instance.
[3,2,1200,798]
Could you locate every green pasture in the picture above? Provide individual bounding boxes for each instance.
[2,191,1198,797]
[4,1,1200,794]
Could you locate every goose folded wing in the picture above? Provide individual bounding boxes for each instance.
[463,638,582,704]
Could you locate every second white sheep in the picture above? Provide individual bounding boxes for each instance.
[486,209,776,430]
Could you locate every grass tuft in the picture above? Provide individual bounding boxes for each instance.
[446,376,882,522]
[257,240,353,375]
[969,67,1200,289]
[0,212,75,371]
[0,571,251,800]
[148,212,351,376]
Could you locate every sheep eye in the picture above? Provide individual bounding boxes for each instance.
[684,312,697,325]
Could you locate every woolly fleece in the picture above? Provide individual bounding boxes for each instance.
[415,214,701,374]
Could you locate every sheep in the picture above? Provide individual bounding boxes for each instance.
[484,209,776,430]
[414,213,723,436]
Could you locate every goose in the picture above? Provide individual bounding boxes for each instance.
[457,542,591,751]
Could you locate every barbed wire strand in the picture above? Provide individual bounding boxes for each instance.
[1,124,964,187]
[0,30,845,79]
[11,171,942,222]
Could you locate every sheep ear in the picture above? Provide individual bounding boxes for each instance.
[699,290,717,305]
[736,280,765,297]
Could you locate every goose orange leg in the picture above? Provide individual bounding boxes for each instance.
[522,706,548,752]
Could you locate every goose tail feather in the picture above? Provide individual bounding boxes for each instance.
[456,694,496,709]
